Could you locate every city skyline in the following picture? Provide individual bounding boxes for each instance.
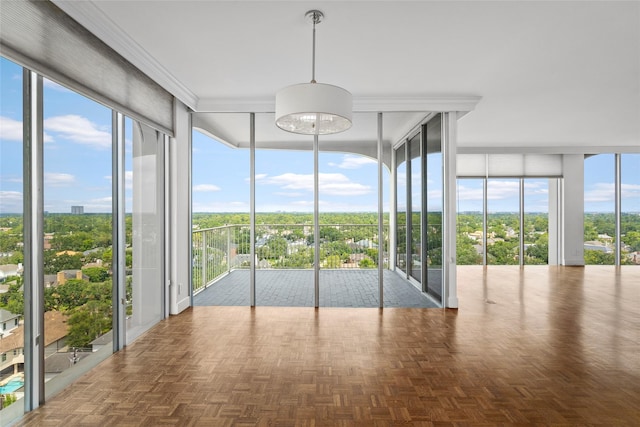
[2,57,639,214]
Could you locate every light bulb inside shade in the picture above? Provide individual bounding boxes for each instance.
[275,82,352,135]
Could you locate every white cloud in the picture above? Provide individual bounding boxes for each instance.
[457,184,484,201]
[273,192,305,198]
[486,180,520,200]
[0,116,23,141]
[0,191,22,202]
[192,201,249,212]
[257,172,372,196]
[1,116,54,143]
[45,172,75,186]
[0,191,22,213]
[623,183,640,199]
[90,197,112,204]
[584,183,614,203]
[193,184,221,192]
[585,182,640,203]
[328,155,376,169]
[45,115,111,149]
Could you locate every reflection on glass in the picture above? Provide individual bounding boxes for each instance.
[395,144,407,271]
[42,78,113,391]
[0,57,24,414]
[409,133,422,283]
[456,179,484,265]
[584,154,615,265]
[524,179,549,265]
[487,179,520,265]
[621,154,640,265]
[126,118,164,341]
[424,115,443,302]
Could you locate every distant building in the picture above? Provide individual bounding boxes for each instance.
[0,264,23,282]
[0,308,21,335]
[584,242,613,253]
[71,205,84,215]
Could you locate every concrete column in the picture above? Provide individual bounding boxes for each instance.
[548,178,561,265]
[562,155,585,265]
[443,113,458,308]
[169,101,192,314]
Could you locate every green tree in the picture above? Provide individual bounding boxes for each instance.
[622,231,640,252]
[359,258,375,268]
[5,291,24,316]
[1,393,17,408]
[267,236,288,258]
[584,249,615,265]
[457,234,481,265]
[44,251,83,274]
[488,240,519,265]
[325,255,342,268]
[83,267,109,283]
[65,299,112,348]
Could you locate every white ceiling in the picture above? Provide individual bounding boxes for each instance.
[54,1,639,153]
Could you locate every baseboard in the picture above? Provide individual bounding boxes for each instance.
[176,297,191,314]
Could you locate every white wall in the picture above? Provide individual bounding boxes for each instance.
[169,101,192,314]
[561,154,585,265]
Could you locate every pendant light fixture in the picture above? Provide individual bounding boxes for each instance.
[275,10,352,135]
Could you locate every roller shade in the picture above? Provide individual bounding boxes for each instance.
[0,0,174,136]
[457,154,563,177]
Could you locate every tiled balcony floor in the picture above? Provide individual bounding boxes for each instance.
[194,269,439,308]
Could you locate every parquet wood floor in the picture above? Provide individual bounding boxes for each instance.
[14,266,640,426]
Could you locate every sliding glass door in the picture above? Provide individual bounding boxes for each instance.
[393,113,443,305]
[424,115,443,303]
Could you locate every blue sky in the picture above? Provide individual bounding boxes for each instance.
[1,56,639,214]
[192,130,386,213]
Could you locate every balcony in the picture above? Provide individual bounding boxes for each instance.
[192,224,438,308]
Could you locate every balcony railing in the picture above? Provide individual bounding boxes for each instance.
[192,224,389,294]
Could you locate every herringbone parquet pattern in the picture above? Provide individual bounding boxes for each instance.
[15,266,640,426]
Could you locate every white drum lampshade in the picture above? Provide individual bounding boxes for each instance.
[274,10,352,136]
[275,82,352,135]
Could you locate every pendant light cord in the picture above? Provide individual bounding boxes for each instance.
[311,15,317,83]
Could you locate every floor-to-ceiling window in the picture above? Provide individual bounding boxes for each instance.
[621,154,640,265]
[42,77,114,393]
[191,113,394,308]
[393,114,444,305]
[0,56,24,416]
[584,154,615,264]
[0,3,173,420]
[456,179,484,265]
[191,119,250,303]
[395,144,407,272]
[318,140,381,306]
[523,179,549,265]
[255,133,314,306]
[0,62,169,423]
[424,115,443,302]
[409,132,422,284]
[487,179,520,265]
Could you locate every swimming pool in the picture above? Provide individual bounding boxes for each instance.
[0,378,23,394]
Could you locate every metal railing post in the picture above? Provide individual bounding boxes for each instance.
[201,231,207,290]
[227,226,232,274]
